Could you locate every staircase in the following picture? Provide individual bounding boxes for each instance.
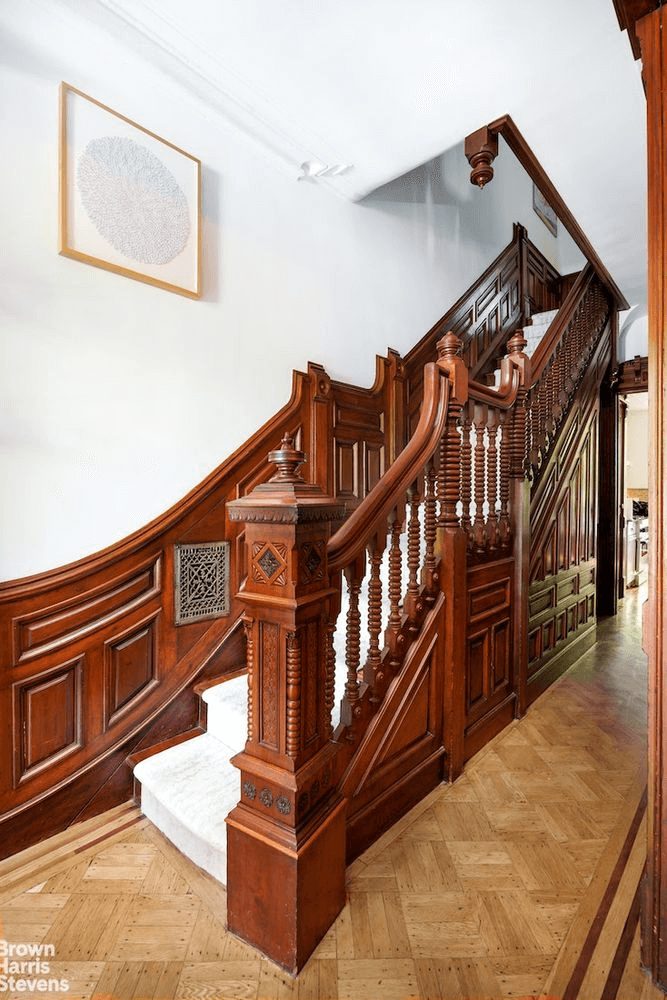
[130,305,562,886]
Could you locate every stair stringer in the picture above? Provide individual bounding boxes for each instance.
[526,323,614,702]
[337,593,446,862]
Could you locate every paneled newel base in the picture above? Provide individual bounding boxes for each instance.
[226,435,347,973]
[226,793,346,974]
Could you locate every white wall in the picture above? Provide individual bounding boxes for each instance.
[0,1,586,581]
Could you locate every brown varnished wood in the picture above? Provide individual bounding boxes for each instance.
[636,5,667,987]
[0,352,403,857]
[403,223,556,436]
[617,353,649,394]
[525,325,613,704]
[0,587,655,997]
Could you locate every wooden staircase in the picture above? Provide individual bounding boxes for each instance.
[0,217,622,974]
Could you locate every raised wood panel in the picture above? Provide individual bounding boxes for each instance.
[0,346,400,855]
[464,561,514,734]
[341,606,445,860]
[13,556,161,662]
[404,224,555,435]
[105,615,159,728]
[14,658,83,784]
[335,439,358,500]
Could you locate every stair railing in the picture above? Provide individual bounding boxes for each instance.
[526,263,612,481]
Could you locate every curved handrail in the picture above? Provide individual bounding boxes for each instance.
[328,360,451,574]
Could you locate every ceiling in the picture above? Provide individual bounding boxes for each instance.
[75,0,648,314]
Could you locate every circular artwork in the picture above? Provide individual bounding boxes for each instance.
[77,135,191,266]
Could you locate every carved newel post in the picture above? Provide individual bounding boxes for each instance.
[226,436,346,974]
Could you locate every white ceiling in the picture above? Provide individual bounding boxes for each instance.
[80,0,649,312]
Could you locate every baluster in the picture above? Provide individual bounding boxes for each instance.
[546,355,556,436]
[439,399,463,528]
[498,409,511,546]
[343,562,363,712]
[460,405,473,541]
[538,378,549,463]
[324,616,336,737]
[472,403,488,553]
[243,614,255,743]
[486,408,499,551]
[422,460,438,595]
[405,480,422,622]
[386,505,404,662]
[364,533,386,696]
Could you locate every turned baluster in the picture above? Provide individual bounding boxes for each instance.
[364,533,386,696]
[486,408,499,551]
[460,407,473,541]
[472,403,488,553]
[422,460,438,596]
[405,480,422,623]
[343,562,363,710]
[324,616,336,737]
[386,505,404,662]
[498,409,511,545]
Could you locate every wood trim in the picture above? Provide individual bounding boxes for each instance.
[613,0,662,60]
[483,115,629,310]
[636,5,667,986]
[617,354,649,394]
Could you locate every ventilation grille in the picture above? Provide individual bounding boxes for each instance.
[174,542,230,625]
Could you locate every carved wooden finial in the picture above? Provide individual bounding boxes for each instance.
[268,434,306,482]
[437,331,463,361]
[464,126,499,189]
[507,331,528,355]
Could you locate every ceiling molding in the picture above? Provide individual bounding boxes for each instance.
[77,0,360,198]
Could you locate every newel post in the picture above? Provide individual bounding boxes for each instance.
[436,333,469,782]
[506,332,531,717]
[226,436,347,974]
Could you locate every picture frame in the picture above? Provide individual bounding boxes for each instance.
[532,182,558,238]
[59,82,201,298]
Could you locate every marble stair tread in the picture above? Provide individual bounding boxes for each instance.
[202,672,248,746]
[135,732,241,884]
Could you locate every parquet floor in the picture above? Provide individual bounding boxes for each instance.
[0,585,661,999]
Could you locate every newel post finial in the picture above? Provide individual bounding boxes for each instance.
[437,331,468,405]
[268,434,306,482]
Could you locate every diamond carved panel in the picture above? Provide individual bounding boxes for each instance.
[252,542,288,586]
[174,542,230,625]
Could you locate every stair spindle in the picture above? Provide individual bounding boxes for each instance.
[406,480,422,622]
[472,403,488,553]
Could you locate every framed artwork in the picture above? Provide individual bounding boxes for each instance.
[59,83,201,298]
[533,183,558,238]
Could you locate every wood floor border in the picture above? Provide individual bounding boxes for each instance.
[546,779,648,999]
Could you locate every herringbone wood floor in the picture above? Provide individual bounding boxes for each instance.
[0,586,660,999]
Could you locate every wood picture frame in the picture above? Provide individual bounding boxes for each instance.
[533,182,558,237]
[59,83,201,298]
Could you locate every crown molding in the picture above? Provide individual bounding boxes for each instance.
[60,0,361,198]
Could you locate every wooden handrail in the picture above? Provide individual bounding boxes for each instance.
[484,116,629,311]
[327,359,451,573]
[529,263,596,384]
